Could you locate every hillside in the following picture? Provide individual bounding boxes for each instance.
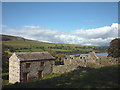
[3,65,119,88]
[2,34,107,55]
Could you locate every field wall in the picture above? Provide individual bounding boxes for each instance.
[52,61,97,74]
[52,57,119,74]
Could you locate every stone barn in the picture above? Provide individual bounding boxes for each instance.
[9,52,55,84]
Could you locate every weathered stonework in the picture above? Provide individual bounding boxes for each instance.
[63,52,98,65]
[9,53,20,84]
[53,52,119,74]
[9,52,55,84]
[20,60,54,82]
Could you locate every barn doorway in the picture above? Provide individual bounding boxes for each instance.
[23,73,28,82]
[38,70,43,78]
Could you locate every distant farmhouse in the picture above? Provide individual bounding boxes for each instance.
[9,52,55,84]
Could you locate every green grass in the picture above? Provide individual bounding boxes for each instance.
[3,80,9,85]
[16,49,31,52]
[41,73,61,80]
[31,49,44,52]
[2,73,9,85]
[3,65,119,88]
[52,49,72,52]
[16,49,44,52]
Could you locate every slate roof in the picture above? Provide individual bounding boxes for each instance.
[15,52,55,61]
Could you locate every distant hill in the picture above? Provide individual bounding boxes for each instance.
[1,34,107,55]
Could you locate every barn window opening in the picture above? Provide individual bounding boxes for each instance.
[65,57,67,59]
[26,63,31,68]
[41,61,44,66]
[42,53,44,56]
[70,57,73,59]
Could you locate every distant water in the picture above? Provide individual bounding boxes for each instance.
[82,52,108,56]
[67,52,108,57]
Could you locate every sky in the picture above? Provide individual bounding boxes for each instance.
[2,2,119,46]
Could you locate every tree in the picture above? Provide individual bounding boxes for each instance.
[107,38,120,58]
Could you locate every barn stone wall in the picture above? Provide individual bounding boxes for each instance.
[20,60,54,82]
[9,53,20,84]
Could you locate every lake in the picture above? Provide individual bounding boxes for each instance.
[67,52,108,57]
[82,52,108,56]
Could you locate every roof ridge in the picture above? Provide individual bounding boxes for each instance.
[14,52,55,61]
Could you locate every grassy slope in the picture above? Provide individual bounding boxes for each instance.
[3,65,119,88]
[2,34,107,54]
[2,34,82,48]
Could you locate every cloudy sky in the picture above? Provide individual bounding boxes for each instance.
[2,2,118,46]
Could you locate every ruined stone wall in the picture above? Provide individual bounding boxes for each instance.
[64,55,85,65]
[53,55,119,74]
[64,53,97,65]
[98,57,120,65]
[108,57,120,64]
[64,58,71,65]
[53,60,88,74]
[9,53,20,84]
[20,60,54,82]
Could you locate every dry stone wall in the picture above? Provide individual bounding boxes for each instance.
[53,53,119,74]
[52,59,97,74]
[53,62,85,74]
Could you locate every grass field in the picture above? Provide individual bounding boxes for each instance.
[3,65,119,88]
[51,49,73,52]
[16,49,44,52]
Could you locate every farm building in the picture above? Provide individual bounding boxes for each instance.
[9,52,55,84]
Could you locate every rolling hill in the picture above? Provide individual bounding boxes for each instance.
[1,34,107,55]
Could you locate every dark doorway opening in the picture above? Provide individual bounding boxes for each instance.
[23,73,27,82]
[38,71,43,78]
